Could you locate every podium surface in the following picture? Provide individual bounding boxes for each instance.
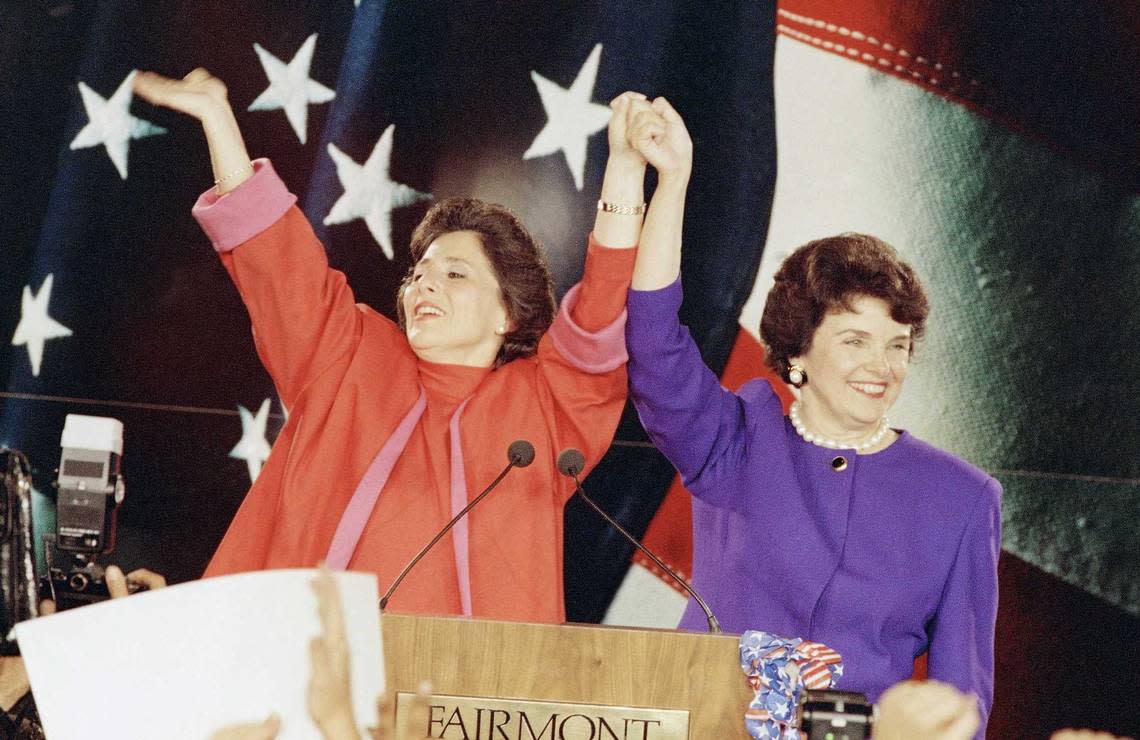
[383,614,753,738]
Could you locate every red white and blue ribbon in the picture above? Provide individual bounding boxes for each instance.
[740,630,844,739]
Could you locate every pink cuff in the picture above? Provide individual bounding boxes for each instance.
[548,283,628,373]
[192,158,298,253]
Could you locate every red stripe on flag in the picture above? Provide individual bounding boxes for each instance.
[776,0,1140,188]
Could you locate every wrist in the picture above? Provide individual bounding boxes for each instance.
[201,104,247,152]
[199,98,238,129]
[599,166,646,204]
[604,151,647,176]
[655,171,691,192]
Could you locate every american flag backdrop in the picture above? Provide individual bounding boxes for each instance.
[1,1,1137,737]
[0,0,773,581]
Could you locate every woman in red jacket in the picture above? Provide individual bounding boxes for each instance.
[134,68,662,622]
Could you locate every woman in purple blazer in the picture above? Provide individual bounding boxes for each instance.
[621,99,1000,736]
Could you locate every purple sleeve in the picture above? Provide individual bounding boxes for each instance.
[626,279,754,502]
[926,477,1002,739]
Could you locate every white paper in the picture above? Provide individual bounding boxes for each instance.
[15,569,383,740]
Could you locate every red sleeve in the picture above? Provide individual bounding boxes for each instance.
[220,210,367,409]
[192,161,400,408]
[530,235,635,484]
[569,234,637,332]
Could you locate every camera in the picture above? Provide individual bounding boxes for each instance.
[39,415,140,611]
[799,689,874,740]
[54,414,125,554]
[41,561,141,609]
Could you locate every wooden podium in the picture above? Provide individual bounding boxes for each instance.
[382,614,754,738]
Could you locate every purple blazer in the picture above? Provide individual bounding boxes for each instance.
[627,280,1001,735]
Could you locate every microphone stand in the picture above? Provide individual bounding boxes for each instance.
[561,455,721,634]
[379,444,531,611]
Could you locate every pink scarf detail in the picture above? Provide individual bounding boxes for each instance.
[325,388,475,616]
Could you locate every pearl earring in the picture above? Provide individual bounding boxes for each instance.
[788,364,807,388]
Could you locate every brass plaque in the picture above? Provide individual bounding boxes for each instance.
[395,692,691,739]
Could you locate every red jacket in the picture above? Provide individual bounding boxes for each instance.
[192,160,633,623]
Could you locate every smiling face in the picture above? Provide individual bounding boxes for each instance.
[792,294,912,440]
[401,230,512,367]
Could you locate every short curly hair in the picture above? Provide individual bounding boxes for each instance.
[759,233,929,382]
[397,197,556,368]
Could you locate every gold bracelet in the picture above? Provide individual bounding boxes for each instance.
[213,162,254,191]
[597,199,646,216]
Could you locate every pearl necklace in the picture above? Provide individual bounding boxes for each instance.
[788,401,890,451]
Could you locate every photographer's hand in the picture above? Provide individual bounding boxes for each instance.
[39,565,167,614]
[106,566,167,598]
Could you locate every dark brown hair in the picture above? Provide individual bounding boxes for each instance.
[397,197,556,367]
[759,233,929,381]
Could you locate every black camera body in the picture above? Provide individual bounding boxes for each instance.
[40,562,143,611]
[799,689,874,740]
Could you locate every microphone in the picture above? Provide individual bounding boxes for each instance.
[379,440,535,611]
[557,448,721,634]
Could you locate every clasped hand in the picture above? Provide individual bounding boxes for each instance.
[606,91,692,183]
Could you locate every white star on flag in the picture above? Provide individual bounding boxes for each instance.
[524,43,612,190]
[249,34,336,145]
[11,274,73,378]
[69,71,166,180]
[324,125,431,259]
[230,398,273,483]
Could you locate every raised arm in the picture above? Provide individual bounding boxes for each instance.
[624,99,750,495]
[590,92,647,263]
[564,91,647,333]
[134,69,254,194]
[536,93,646,469]
[134,70,377,407]
[629,98,690,292]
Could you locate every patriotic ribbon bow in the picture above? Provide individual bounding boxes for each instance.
[739,630,844,740]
